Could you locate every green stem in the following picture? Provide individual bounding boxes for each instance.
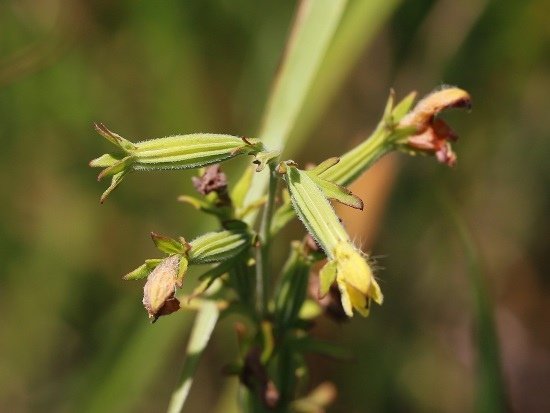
[319,123,395,186]
[166,302,220,413]
[256,165,278,317]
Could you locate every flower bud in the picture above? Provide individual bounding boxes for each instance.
[282,162,382,317]
[90,123,264,202]
[142,255,185,322]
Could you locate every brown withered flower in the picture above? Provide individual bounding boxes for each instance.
[142,255,182,322]
[399,87,471,166]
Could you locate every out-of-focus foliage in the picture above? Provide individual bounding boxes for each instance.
[0,0,549,412]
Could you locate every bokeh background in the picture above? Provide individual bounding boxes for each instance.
[1,1,549,412]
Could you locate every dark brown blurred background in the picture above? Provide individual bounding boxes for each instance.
[0,1,549,412]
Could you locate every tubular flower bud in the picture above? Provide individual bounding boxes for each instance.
[281,162,382,317]
[89,123,264,202]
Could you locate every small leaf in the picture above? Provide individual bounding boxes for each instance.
[100,171,126,204]
[231,166,254,209]
[260,321,275,363]
[94,122,136,152]
[383,88,396,121]
[307,173,363,210]
[97,156,134,180]
[123,263,150,280]
[177,195,206,210]
[392,91,417,122]
[270,202,295,236]
[151,232,184,254]
[89,153,120,168]
[237,196,267,220]
[145,258,163,268]
[177,256,188,284]
[319,260,337,297]
[307,157,340,176]
[177,195,226,218]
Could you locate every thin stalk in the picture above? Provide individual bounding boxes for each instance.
[319,124,395,186]
[256,165,278,317]
[166,301,220,413]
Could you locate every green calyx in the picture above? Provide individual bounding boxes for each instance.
[90,123,264,203]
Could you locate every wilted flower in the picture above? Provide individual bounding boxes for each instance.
[142,255,184,322]
[124,226,252,321]
[399,87,471,166]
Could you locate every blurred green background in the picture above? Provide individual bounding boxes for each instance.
[1,1,549,412]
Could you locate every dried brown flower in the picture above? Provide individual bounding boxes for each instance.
[399,87,471,166]
[142,255,182,322]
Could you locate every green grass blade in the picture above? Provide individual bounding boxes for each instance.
[444,197,508,413]
[258,0,347,151]
[81,313,193,413]
[285,0,403,156]
[245,0,348,211]
[166,301,220,413]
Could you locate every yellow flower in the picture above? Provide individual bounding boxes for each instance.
[332,242,383,317]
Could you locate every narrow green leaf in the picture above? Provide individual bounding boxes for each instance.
[270,202,295,236]
[275,244,311,329]
[444,198,508,413]
[97,156,134,180]
[383,89,396,121]
[145,258,163,269]
[89,153,119,168]
[391,91,417,122]
[177,256,188,284]
[231,166,254,209]
[307,157,340,176]
[151,233,184,255]
[286,0,404,155]
[244,0,348,219]
[307,173,363,210]
[123,263,150,281]
[166,301,220,413]
[99,171,126,204]
[94,122,137,151]
[319,260,337,297]
[258,0,347,152]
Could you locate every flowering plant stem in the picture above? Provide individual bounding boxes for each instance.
[256,165,278,317]
[88,2,471,410]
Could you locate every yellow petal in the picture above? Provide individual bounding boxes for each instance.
[334,242,372,294]
[336,274,353,317]
[347,283,370,317]
[369,277,384,305]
